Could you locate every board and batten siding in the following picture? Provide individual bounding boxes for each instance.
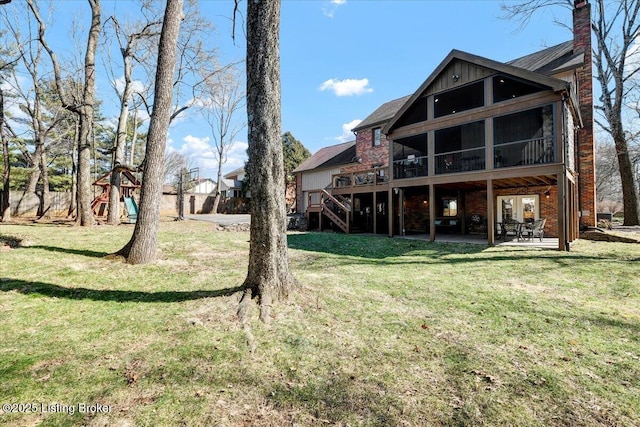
[300,167,342,211]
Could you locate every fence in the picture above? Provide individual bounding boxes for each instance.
[6,191,249,218]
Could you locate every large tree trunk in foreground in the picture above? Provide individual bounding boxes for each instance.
[115,0,183,264]
[240,0,297,324]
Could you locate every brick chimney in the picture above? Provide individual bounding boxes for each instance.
[574,0,596,228]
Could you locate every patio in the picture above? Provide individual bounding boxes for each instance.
[400,233,559,249]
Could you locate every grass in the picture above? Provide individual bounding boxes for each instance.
[0,219,639,426]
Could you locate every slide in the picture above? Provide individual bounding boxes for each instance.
[123,197,139,223]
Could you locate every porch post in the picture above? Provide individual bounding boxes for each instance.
[373,191,377,234]
[487,179,495,245]
[350,190,354,234]
[429,184,436,242]
[388,187,393,237]
[558,172,566,251]
[399,188,405,236]
[319,193,323,231]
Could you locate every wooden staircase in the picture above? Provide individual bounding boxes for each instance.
[320,189,350,233]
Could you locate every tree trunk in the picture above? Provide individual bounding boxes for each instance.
[37,149,50,218]
[107,48,135,225]
[73,0,100,226]
[67,126,78,218]
[1,88,10,222]
[115,0,183,264]
[212,151,224,214]
[77,111,94,225]
[241,0,297,323]
[26,138,43,194]
[613,127,640,225]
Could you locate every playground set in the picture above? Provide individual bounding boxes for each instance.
[91,170,140,223]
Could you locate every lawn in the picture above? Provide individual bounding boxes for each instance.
[0,219,639,426]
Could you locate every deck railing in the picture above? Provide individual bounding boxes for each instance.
[331,167,389,189]
[494,136,554,168]
[434,148,486,175]
[393,155,428,179]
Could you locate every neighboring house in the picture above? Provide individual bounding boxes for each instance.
[189,178,216,194]
[222,167,247,198]
[298,1,594,251]
[293,140,356,214]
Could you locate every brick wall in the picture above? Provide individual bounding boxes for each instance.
[341,128,390,174]
[464,187,559,237]
[574,0,596,228]
[294,173,303,214]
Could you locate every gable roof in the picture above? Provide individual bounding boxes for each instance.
[293,141,356,173]
[352,95,411,132]
[384,49,571,134]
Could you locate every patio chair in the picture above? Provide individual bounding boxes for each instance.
[499,218,523,241]
[529,218,546,242]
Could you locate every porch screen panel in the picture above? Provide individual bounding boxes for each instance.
[433,81,484,118]
[392,133,428,179]
[493,105,555,168]
[395,97,428,128]
[434,120,485,174]
[492,75,546,103]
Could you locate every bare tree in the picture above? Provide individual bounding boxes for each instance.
[114,0,183,264]
[163,150,188,184]
[238,0,298,325]
[26,0,101,226]
[595,140,622,208]
[103,10,161,225]
[502,0,640,225]
[0,30,19,221]
[202,68,244,214]
[1,5,75,218]
[133,1,225,127]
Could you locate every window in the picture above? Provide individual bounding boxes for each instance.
[373,128,381,146]
[434,81,484,118]
[442,198,457,217]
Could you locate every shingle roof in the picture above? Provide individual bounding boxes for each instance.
[224,166,245,179]
[352,95,411,132]
[293,141,356,173]
[507,40,578,75]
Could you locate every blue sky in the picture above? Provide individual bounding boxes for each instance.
[10,0,576,180]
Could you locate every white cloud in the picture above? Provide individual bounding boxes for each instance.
[114,76,146,99]
[175,134,248,179]
[322,0,346,18]
[335,119,362,142]
[319,78,373,97]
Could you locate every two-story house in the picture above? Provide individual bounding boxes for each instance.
[296,0,595,251]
